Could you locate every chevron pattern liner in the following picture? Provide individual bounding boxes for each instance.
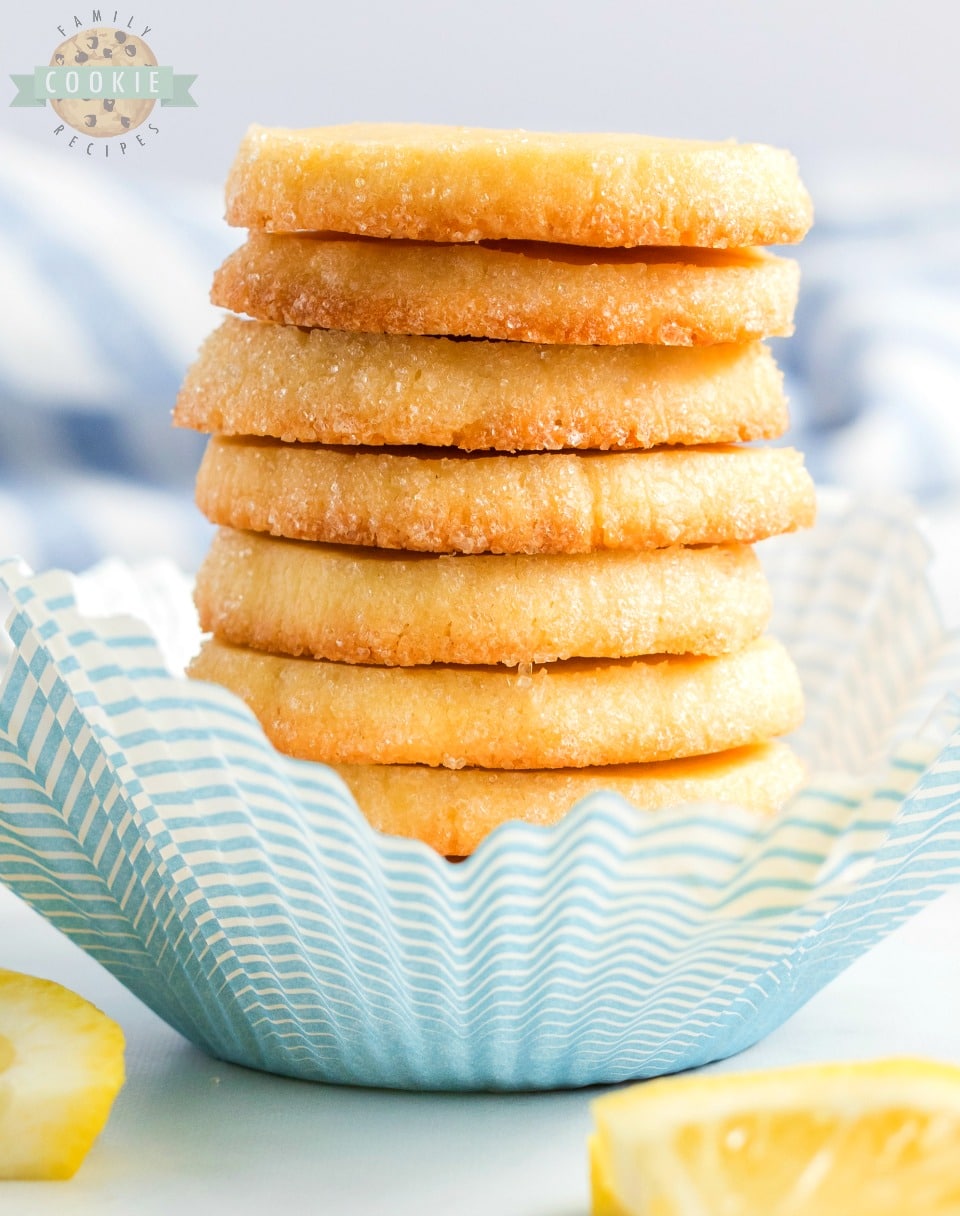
[0,494,958,1090]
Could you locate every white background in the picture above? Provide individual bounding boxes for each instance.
[4,874,960,1214]
[3,0,960,184]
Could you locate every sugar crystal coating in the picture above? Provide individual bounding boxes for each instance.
[194,438,816,555]
[194,529,773,666]
[175,319,787,450]
[210,234,800,346]
[188,636,804,769]
[225,123,813,249]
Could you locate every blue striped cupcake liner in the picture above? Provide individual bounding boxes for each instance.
[0,494,958,1090]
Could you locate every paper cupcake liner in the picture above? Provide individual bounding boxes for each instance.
[1,494,959,1090]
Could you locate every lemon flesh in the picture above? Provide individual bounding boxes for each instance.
[591,1058,960,1215]
[0,968,125,1180]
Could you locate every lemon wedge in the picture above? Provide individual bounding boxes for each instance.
[590,1058,960,1215]
[0,968,125,1180]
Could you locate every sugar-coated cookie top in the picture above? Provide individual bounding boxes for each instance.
[210,231,800,345]
[225,122,812,248]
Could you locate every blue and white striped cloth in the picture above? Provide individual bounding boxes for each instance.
[1,134,959,571]
[782,156,960,498]
[0,134,235,571]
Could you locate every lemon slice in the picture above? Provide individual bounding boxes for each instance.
[0,968,125,1180]
[590,1058,960,1215]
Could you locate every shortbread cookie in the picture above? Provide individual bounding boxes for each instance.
[225,124,813,249]
[334,743,806,856]
[211,234,799,346]
[187,636,803,769]
[195,438,815,555]
[175,319,787,451]
[195,529,772,666]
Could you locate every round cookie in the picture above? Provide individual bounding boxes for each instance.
[210,234,799,346]
[49,28,156,137]
[175,319,788,451]
[187,636,804,770]
[195,438,816,555]
[225,124,813,249]
[195,530,772,666]
[334,743,806,856]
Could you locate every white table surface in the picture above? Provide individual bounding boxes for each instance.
[3,506,959,1215]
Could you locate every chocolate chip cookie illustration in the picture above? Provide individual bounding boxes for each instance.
[49,27,156,137]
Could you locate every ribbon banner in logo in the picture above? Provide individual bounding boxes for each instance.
[10,66,196,108]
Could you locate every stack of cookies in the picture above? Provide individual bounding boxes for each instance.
[175,124,816,857]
